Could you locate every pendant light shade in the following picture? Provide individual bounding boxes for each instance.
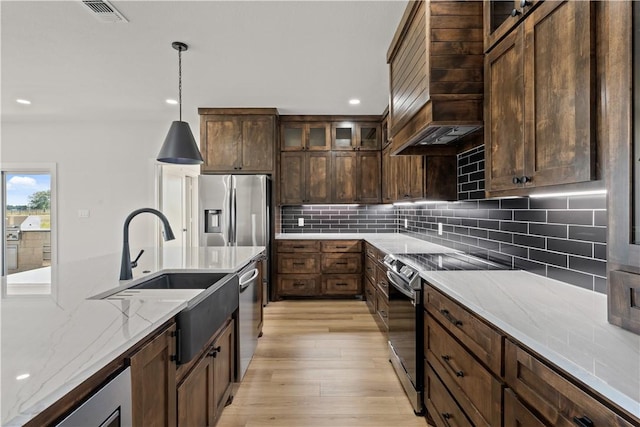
[157,41,203,165]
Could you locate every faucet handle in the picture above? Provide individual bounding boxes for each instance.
[131,249,145,269]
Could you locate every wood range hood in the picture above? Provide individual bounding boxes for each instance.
[387,0,484,156]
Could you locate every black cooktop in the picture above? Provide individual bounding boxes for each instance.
[397,252,512,272]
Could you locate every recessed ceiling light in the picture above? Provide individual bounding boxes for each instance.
[165,99,178,105]
[349,99,361,105]
[16,99,31,105]
[16,373,30,380]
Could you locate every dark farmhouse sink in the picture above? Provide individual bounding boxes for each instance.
[129,272,228,290]
[113,271,239,364]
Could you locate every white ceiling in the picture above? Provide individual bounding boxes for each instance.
[1,0,407,123]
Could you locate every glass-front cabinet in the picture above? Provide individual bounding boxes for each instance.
[332,122,380,151]
[281,122,330,151]
[484,0,540,51]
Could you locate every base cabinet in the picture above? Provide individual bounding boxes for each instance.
[177,319,235,427]
[363,242,389,332]
[276,240,362,298]
[130,322,177,427]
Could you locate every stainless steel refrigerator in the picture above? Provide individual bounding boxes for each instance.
[198,174,270,381]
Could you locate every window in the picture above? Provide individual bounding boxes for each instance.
[2,164,57,296]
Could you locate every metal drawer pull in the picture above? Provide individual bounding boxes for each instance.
[335,246,348,249]
[335,283,349,286]
[440,309,463,327]
[293,282,306,287]
[573,416,594,427]
[379,310,387,318]
[335,262,348,265]
[442,412,453,427]
[292,245,306,249]
[441,355,464,377]
[293,262,306,266]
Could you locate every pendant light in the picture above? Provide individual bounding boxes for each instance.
[157,41,203,164]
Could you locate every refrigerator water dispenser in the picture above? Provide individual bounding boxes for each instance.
[204,209,222,233]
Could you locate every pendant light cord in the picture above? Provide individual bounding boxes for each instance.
[178,47,182,122]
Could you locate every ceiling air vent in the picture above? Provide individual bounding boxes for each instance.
[81,0,128,23]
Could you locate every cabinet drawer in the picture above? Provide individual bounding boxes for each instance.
[425,363,473,427]
[364,254,377,284]
[426,314,502,427]
[277,240,321,253]
[375,264,389,297]
[364,243,381,260]
[321,240,362,252]
[277,275,319,296]
[278,254,320,274]
[505,340,636,427]
[322,275,361,295]
[424,285,503,376]
[321,253,362,274]
[364,278,377,314]
[376,292,388,329]
[503,388,546,427]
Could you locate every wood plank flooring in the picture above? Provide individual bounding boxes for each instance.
[217,300,429,427]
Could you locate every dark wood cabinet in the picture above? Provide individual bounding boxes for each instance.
[280,151,331,204]
[130,322,177,427]
[199,108,277,174]
[363,242,389,333]
[503,388,546,427]
[281,122,331,151]
[177,319,235,427]
[331,151,381,203]
[485,1,596,196]
[484,0,541,52]
[425,363,473,427]
[605,1,640,335]
[276,240,362,298]
[505,340,635,427]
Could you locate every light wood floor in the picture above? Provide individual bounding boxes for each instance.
[217,300,429,427]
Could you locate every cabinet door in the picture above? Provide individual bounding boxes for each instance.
[485,26,525,194]
[281,123,305,151]
[332,122,355,150]
[306,152,331,203]
[395,156,411,201]
[381,146,395,203]
[307,123,331,151]
[280,152,305,205]
[130,323,177,427]
[201,116,241,172]
[241,116,274,172]
[503,388,546,427]
[356,123,381,150]
[332,152,357,202]
[177,353,214,427]
[523,1,595,187]
[425,156,457,201]
[212,320,235,422]
[484,1,540,51]
[357,151,381,203]
[407,156,425,200]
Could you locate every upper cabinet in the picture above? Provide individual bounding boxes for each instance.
[281,122,331,151]
[484,0,541,51]
[387,1,484,155]
[484,1,596,196]
[199,108,278,174]
[332,122,381,151]
[606,1,640,335]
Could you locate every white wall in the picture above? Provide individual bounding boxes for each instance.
[2,119,177,264]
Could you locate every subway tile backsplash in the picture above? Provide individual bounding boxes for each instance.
[280,146,608,294]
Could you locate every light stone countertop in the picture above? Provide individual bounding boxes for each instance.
[278,232,640,419]
[420,269,640,420]
[1,245,265,426]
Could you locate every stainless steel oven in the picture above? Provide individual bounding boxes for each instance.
[384,255,424,415]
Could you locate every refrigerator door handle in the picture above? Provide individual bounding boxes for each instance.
[230,186,237,245]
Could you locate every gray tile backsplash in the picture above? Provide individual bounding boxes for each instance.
[280,146,608,294]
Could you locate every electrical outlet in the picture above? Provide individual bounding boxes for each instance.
[78,209,90,218]
[404,218,408,228]
[438,222,443,235]
[298,217,304,227]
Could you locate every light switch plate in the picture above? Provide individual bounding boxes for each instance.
[404,218,408,228]
[438,222,443,235]
[298,217,304,227]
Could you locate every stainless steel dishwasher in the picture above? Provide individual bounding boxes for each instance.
[237,258,261,381]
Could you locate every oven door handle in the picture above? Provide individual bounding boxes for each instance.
[386,270,416,304]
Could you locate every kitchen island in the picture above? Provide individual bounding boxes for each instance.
[1,246,265,426]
